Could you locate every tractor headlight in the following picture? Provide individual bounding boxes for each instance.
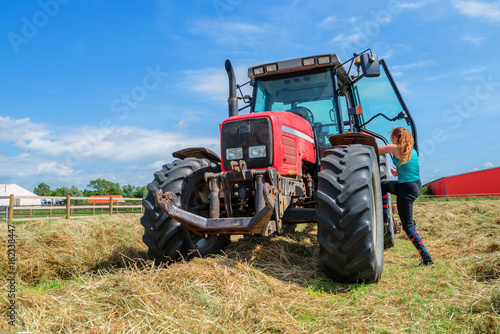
[249,145,266,158]
[226,147,243,160]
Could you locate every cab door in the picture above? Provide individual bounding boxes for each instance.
[351,59,419,152]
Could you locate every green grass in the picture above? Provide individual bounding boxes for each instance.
[30,277,84,294]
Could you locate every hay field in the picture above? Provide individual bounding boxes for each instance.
[1,201,499,333]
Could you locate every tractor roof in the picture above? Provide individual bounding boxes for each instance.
[248,53,352,91]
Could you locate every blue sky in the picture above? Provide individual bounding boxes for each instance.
[1,0,500,192]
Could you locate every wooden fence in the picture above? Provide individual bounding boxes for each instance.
[2,192,499,224]
[1,194,144,223]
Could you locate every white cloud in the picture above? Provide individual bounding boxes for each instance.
[423,73,453,81]
[485,162,494,168]
[188,20,267,47]
[331,33,362,46]
[391,60,436,70]
[0,116,50,145]
[380,50,394,60]
[318,16,359,29]
[318,16,337,28]
[390,71,404,77]
[397,0,436,9]
[454,1,500,22]
[462,66,486,74]
[395,81,411,95]
[463,34,485,45]
[59,126,219,163]
[182,66,252,105]
[0,117,220,190]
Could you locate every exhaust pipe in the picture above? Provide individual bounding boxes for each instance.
[225,59,238,117]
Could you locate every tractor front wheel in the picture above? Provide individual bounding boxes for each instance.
[140,158,229,265]
[316,144,384,283]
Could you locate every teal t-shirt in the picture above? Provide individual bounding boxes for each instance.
[391,148,420,183]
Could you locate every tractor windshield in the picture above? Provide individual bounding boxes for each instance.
[253,68,341,147]
[352,60,417,149]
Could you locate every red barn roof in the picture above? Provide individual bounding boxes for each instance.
[88,195,124,204]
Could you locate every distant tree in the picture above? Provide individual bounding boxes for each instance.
[83,189,94,197]
[421,186,433,196]
[68,185,85,204]
[34,182,51,196]
[122,184,137,198]
[86,178,122,195]
[68,185,83,197]
[52,186,71,197]
[133,186,147,198]
[122,184,148,198]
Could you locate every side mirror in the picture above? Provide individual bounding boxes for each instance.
[360,53,380,77]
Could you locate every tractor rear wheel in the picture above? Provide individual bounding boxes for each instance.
[316,144,384,283]
[379,154,395,249]
[140,158,229,265]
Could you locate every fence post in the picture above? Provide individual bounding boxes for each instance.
[8,194,14,224]
[66,196,71,219]
[109,195,113,216]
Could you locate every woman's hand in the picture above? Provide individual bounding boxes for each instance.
[390,167,398,177]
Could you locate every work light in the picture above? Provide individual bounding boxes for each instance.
[226,147,243,160]
[249,145,266,158]
[266,64,278,72]
[318,56,331,64]
[253,67,265,75]
[302,57,315,66]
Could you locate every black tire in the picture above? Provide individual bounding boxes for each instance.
[316,144,384,283]
[140,158,229,265]
[380,154,395,249]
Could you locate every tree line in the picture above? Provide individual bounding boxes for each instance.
[33,179,148,199]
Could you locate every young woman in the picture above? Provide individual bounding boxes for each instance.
[379,127,434,266]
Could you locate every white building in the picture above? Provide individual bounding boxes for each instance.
[0,184,42,206]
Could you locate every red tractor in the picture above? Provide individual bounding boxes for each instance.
[140,50,418,283]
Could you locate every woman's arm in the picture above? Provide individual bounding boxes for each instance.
[378,144,401,158]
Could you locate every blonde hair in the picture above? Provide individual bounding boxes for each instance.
[392,127,414,166]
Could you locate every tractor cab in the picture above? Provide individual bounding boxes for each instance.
[247,51,418,157]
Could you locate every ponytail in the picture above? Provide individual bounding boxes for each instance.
[392,127,414,166]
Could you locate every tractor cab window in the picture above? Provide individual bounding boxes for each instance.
[352,60,416,147]
[253,68,340,148]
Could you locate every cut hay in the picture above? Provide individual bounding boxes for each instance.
[0,215,147,285]
[0,201,499,333]
[469,254,500,282]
